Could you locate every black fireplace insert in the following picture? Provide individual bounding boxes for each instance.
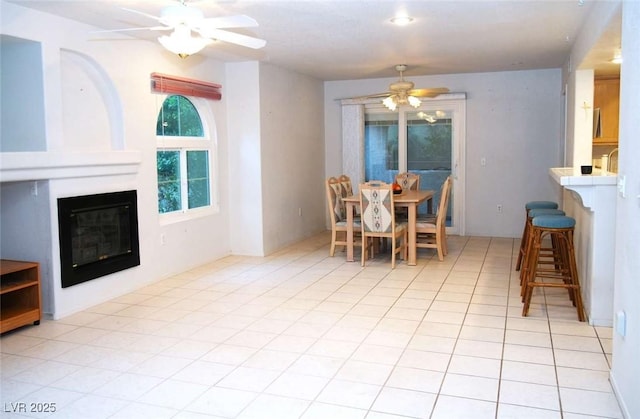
[58,190,140,288]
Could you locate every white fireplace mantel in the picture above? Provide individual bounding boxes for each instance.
[0,151,142,182]
[1,150,143,319]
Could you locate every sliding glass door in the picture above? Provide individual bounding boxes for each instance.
[364,99,465,234]
[406,109,453,225]
[364,112,399,182]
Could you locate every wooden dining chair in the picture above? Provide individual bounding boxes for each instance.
[395,172,420,191]
[394,172,420,219]
[415,176,451,261]
[339,174,359,216]
[326,176,362,256]
[338,174,354,197]
[359,181,407,268]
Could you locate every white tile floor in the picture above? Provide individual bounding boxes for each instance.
[1,232,623,418]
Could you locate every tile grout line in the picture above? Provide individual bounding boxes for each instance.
[494,236,518,419]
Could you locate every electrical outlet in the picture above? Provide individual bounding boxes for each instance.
[618,175,626,198]
[298,207,302,217]
[497,204,503,213]
[481,157,486,166]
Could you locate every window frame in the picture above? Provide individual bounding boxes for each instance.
[156,94,219,223]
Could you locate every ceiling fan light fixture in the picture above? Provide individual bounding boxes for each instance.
[382,94,420,110]
[158,25,210,58]
[407,95,421,108]
[383,96,398,111]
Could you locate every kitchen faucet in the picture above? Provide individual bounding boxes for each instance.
[607,147,619,172]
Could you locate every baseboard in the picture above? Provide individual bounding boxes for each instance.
[609,370,631,419]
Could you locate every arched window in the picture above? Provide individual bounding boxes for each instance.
[156,95,211,214]
[156,95,203,137]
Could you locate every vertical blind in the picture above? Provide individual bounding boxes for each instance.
[150,72,222,100]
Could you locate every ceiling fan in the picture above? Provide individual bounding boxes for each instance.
[98,0,266,58]
[352,65,449,111]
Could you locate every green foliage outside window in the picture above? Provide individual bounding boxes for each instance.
[157,151,181,213]
[156,95,204,137]
[187,151,210,209]
[407,120,452,170]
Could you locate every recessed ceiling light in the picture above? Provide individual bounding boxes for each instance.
[611,55,623,64]
[390,16,414,26]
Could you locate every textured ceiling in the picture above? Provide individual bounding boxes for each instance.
[2,0,621,81]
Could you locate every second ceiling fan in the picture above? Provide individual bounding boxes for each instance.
[356,65,449,111]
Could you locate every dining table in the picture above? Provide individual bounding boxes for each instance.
[343,189,435,266]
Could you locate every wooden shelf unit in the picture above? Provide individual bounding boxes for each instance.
[1,259,42,334]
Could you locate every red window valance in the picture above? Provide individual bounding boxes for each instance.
[150,72,222,101]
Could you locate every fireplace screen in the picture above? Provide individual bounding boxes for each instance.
[72,206,132,266]
[58,190,140,288]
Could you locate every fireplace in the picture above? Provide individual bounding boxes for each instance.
[57,190,140,288]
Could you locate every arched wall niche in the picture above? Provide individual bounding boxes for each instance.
[60,49,124,151]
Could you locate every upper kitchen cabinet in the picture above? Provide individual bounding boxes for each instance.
[593,76,620,145]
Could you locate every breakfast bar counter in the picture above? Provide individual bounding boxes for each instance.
[549,167,617,326]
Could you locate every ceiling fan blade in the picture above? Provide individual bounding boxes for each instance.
[410,88,450,98]
[341,92,393,100]
[197,28,266,49]
[91,26,170,34]
[337,92,391,101]
[199,15,259,29]
[121,7,162,23]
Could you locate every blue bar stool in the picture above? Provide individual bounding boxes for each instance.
[516,201,559,271]
[521,215,585,321]
[518,208,566,287]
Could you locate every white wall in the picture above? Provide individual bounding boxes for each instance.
[226,61,264,256]
[325,69,564,238]
[259,63,326,254]
[610,2,640,417]
[60,50,112,151]
[226,62,326,256]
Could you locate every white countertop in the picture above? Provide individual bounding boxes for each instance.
[550,167,617,186]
